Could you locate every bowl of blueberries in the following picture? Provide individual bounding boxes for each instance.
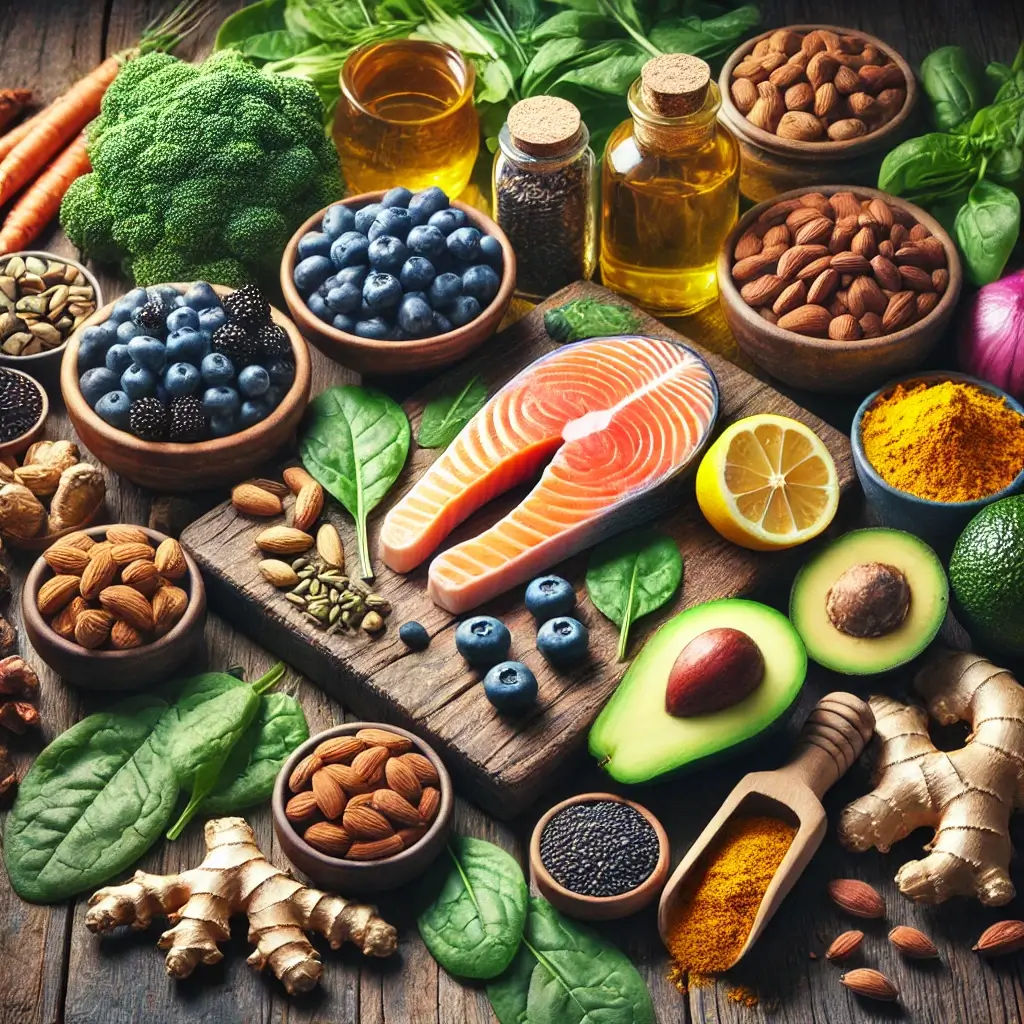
[281,185,516,374]
[60,282,311,491]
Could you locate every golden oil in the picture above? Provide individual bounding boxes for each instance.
[333,40,479,197]
[601,57,739,315]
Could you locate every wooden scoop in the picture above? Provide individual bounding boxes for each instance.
[657,692,875,968]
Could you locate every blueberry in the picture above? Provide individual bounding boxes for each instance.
[326,281,362,315]
[397,295,434,336]
[428,207,467,235]
[322,203,355,238]
[95,390,131,429]
[294,254,335,293]
[184,281,220,310]
[399,621,430,651]
[266,359,294,387]
[108,298,138,326]
[115,319,142,343]
[306,292,332,323]
[429,272,462,309]
[78,334,110,372]
[369,207,413,242]
[238,364,270,398]
[448,294,481,327]
[264,384,285,408]
[122,286,149,308]
[329,231,370,270]
[238,399,268,429]
[298,231,333,260]
[448,226,482,263]
[525,575,576,622]
[164,361,201,398]
[410,186,450,221]
[399,256,436,292]
[479,234,503,270]
[127,335,166,373]
[80,367,121,407]
[209,413,236,438]
[332,314,356,334]
[121,363,157,400]
[536,616,589,668]
[368,235,409,274]
[198,305,227,334]
[147,285,180,307]
[166,306,200,334]
[404,290,429,305]
[363,271,402,311]
[455,615,511,668]
[80,321,118,354]
[382,186,414,208]
[462,264,501,305]
[354,202,383,235]
[432,311,453,335]
[406,224,446,262]
[201,352,235,386]
[166,326,206,365]
[483,661,538,712]
[354,318,391,340]
[336,265,369,288]
[104,343,133,376]
[203,386,241,416]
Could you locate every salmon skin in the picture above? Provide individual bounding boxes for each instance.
[379,335,719,614]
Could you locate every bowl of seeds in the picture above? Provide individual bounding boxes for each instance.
[530,792,670,921]
[0,366,48,459]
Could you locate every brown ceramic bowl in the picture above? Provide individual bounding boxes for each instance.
[717,185,962,393]
[530,792,670,921]
[60,284,311,491]
[718,25,918,202]
[280,191,516,374]
[0,367,47,459]
[273,721,453,893]
[21,525,206,689]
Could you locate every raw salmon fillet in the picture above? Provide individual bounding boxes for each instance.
[379,336,719,614]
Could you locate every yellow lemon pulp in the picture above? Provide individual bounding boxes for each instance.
[696,414,839,551]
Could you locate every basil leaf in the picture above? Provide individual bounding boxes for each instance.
[921,46,985,130]
[417,836,528,979]
[417,376,488,449]
[300,385,411,579]
[990,144,1024,185]
[878,133,982,204]
[955,177,1021,285]
[586,527,683,661]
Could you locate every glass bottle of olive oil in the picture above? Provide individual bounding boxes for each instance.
[601,54,739,315]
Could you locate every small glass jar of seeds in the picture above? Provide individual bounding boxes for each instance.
[493,96,596,301]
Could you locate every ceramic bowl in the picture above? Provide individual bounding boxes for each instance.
[529,792,670,921]
[273,721,453,893]
[0,366,47,459]
[852,371,1024,549]
[22,525,207,689]
[717,185,962,393]
[60,283,311,491]
[280,191,516,375]
[718,25,918,202]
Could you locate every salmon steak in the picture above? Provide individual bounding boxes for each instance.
[379,336,719,614]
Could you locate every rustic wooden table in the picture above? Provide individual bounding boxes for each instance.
[2,3,1023,1023]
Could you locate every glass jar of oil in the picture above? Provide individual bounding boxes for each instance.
[333,40,479,197]
[601,55,739,315]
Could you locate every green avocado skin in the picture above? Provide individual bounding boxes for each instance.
[949,497,1024,654]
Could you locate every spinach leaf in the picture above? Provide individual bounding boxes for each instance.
[921,46,985,130]
[532,10,619,41]
[417,376,488,449]
[878,133,982,203]
[300,385,411,579]
[216,0,286,49]
[955,177,1022,285]
[990,144,1024,185]
[586,527,682,660]
[544,298,643,343]
[649,4,761,67]
[417,836,528,979]
[487,941,535,1024]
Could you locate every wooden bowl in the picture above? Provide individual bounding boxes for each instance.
[60,283,311,491]
[717,185,962,393]
[272,721,453,893]
[718,25,919,202]
[21,525,206,689]
[529,792,670,921]
[280,191,516,375]
[0,366,47,459]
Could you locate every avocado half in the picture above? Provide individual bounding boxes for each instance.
[588,599,806,785]
[789,528,948,675]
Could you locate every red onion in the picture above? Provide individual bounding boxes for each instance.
[958,269,1024,399]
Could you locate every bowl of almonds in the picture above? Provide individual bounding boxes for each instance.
[21,524,207,689]
[717,185,962,392]
[273,721,452,892]
[719,26,917,201]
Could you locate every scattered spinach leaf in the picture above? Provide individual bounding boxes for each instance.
[417,376,489,449]
[921,46,986,130]
[544,297,643,343]
[955,177,1022,285]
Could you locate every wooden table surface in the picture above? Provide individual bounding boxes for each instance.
[1,3,1023,1024]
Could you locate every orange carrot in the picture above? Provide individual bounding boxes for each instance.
[0,134,90,254]
[0,107,46,164]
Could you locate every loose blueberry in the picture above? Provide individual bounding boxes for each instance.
[184,281,220,310]
[369,207,413,242]
[399,620,430,651]
[201,352,235,386]
[329,231,370,270]
[428,207,467,235]
[166,326,206,365]
[80,367,121,407]
[325,281,362,315]
[455,615,511,668]
[382,186,414,208]
[238,364,270,398]
[363,271,402,310]
[448,294,481,327]
[525,575,576,622]
[479,234,504,270]
[429,272,462,309]
[322,203,355,238]
[238,399,268,429]
[397,295,434,336]
[463,264,501,305]
[368,235,409,274]
[163,362,201,398]
[166,306,200,334]
[266,359,294,387]
[353,202,383,235]
[483,661,538,712]
[95,390,131,429]
[294,255,334,293]
[115,319,142,343]
[203,386,241,417]
[333,313,356,334]
[410,186,450,221]
[448,226,482,263]
[399,256,437,292]
[198,305,227,334]
[127,335,167,373]
[307,292,332,323]
[298,231,334,260]
[104,343,133,375]
[536,617,589,668]
[121,363,157,400]
[354,318,391,340]
[406,224,446,262]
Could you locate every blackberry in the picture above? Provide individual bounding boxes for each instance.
[256,323,291,360]
[169,396,206,442]
[212,323,262,365]
[223,284,271,330]
[129,396,169,441]
[131,300,173,337]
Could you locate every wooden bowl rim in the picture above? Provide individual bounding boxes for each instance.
[59,283,310,459]
[273,721,454,872]
[279,191,517,356]
[717,184,963,354]
[718,24,918,157]
[529,792,670,909]
[22,524,206,663]
[0,366,48,457]
[852,370,1024,509]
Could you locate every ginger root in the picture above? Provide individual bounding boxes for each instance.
[838,648,1024,906]
[85,816,398,993]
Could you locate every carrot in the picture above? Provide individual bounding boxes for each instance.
[0,107,46,164]
[0,134,90,254]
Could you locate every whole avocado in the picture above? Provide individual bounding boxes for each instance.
[949,496,1024,654]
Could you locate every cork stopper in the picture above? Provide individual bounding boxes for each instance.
[507,96,582,157]
[640,54,710,117]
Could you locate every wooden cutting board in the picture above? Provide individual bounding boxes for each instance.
[182,281,855,818]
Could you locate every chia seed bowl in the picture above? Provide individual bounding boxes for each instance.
[0,366,48,459]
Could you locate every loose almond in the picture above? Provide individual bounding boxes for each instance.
[110,619,144,649]
[347,835,405,861]
[316,523,345,570]
[776,244,829,281]
[806,51,838,90]
[314,735,366,764]
[882,291,916,333]
[343,804,395,841]
[850,226,878,259]
[285,791,321,824]
[37,574,81,616]
[773,280,807,316]
[833,65,861,95]
[80,547,117,601]
[776,111,822,141]
[283,466,316,495]
[813,81,839,118]
[398,826,429,849]
[289,753,323,793]
[154,538,188,581]
[232,483,282,517]
[255,526,313,555]
[249,478,290,498]
[304,821,352,856]
[840,968,898,1002]
[784,82,814,111]
[731,77,758,114]
[152,586,189,637]
[827,879,885,919]
[351,745,390,784]
[74,609,115,650]
[826,930,864,962]
[732,252,778,283]
[974,920,1024,956]
[733,231,762,261]
[311,768,348,820]
[870,255,901,291]
[292,481,324,532]
[806,269,839,305]
[355,728,413,753]
[372,788,423,827]
[889,925,938,959]
[740,274,785,306]
[259,559,299,588]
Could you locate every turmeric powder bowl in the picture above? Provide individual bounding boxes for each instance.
[852,371,1024,547]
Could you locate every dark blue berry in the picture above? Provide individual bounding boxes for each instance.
[80,367,121,407]
[382,186,413,208]
[397,295,434,336]
[447,226,482,262]
[104,344,133,375]
[455,615,511,668]
[399,621,430,651]
[448,295,481,327]
[429,272,462,309]
[462,264,501,305]
[95,390,131,428]
[329,232,370,269]
[354,318,390,340]
[406,225,446,262]
[400,256,436,292]
[536,617,589,668]
[354,202,383,235]
[483,661,538,712]
[298,231,333,260]
[525,575,576,622]
[363,271,402,311]
[428,208,466,235]
[294,255,334,293]
[410,186,449,221]
[322,203,356,238]
[369,208,413,242]
[479,234,503,270]
[368,235,409,273]
[325,282,362,315]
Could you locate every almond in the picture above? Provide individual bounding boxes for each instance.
[850,226,877,259]
[932,268,949,294]
[121,559,161,597]
[898,265,932,292]
[249,477,290,498]
[797,255,835,281]
[740,274,785,306]
[768,28,801,55]
[802,30,827,55]
[351,745,390,784]
[345,791,375,810]
[80,547,117,601]
[876,86,906,117]
[311,768,348,820]
[110,542,155,566]
[730,77,758,114]
[917,291,940,319]
[283,466,316,495]
[733,231,762,261]
[232,483,282,517]
[762,224,791,248]
[385,756,423,804]
[807,269,839,306]
[292,481,325,532]
[372,787,423,827]
[827,878,885,919]
[777,304,831,336]
[314,735,366,764]
[154,538,188,581]
[974,920,1024,956]
[813,82,839,118]
[106,525,148,545]
[860,312,883,338]
[917,236,947,268]
[775,244,829,281]
[53,530,94,552]
[322,762,374,794]
[828,117,867,141]
[806,51,838,90]
[829,192,862,220]
[152,586,188,637]
[397,826,429,849]
[776,111,823,141]
[889,925,938,959]
[87,540,112,562]
[316,523,345,570]
[304,821,351,856]
[878,239,895,260]
[882,290,916,333]
[760,308,778,324]
[37,574,81,616]
[909,222,931,241]
[755,197,806,228]
[828,314,862,341]
[347,835,404,861]
[343,804,394,841]
[51,595,87,639]
[255,526,313,555]
[784,82,814,111]
[785,206,826,233]
[732,252,777,283]
[259,558,299,588]
[74,609,115,650]
[418,786,441,823]
[285,790,321,823]
[847,276,887,317]
[400,752,440,786]
[830,252,872,275]
[870,255,901,291]
[43,544,89,575]
[773,280,807,316]
[768,61,804,90]
[110,619,143,650]
[758,52,787,74]
[840,968,898,1002]
[826,930,864,962]
[889,222,909,248]
[733,59,768,85]
[859,63,904,93]
[355,728,413,753]
[99,585,153,632]
[289,752,323,792]
[833,65,861,95]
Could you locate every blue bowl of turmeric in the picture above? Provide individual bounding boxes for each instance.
[852,371,1024,550]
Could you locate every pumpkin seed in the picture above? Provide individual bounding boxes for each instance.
[285,593,307,608]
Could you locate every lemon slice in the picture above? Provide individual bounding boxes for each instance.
[696,414,839,551]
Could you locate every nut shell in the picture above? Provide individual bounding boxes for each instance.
[48,463,105,534]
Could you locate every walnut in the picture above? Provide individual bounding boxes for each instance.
[0,483,46,541]
[26,439,80,474]
[48,462,105,533]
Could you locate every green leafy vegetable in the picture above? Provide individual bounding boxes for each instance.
[544,297,643,343]
[417,376,488,449]
[955,177,1022,285]
[921,46,986,130]
[417,836,528,979]
[300,385,411,579]
[878,132,982,204]
[586,527,682,660]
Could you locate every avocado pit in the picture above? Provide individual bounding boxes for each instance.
[665,627,765,717]
[825,562,910,639]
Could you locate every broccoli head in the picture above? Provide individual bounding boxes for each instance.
[60,49,342,287]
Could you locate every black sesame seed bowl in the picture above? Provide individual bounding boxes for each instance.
[530,792,670,921]
[0,366,48,459]
[60,283,311,491]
